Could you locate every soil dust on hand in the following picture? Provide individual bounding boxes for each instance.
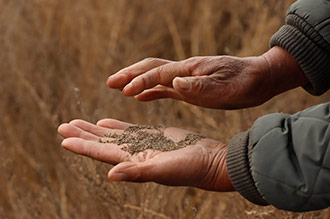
[98,125,206,154]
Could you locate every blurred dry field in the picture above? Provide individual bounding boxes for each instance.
[0,0,329,218]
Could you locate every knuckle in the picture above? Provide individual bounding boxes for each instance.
[69,119,83,126]
[141,76,147,88]
[194,79,205,92]
[217,56,244,71]
[153,65,164,82]
[185,57,198,67]
[156,65,163,75]
[186,56,199,62]
[184,57,203,74]
[143,57,159,64]
[146,73,154,85]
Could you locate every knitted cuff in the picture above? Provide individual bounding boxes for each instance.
[270,14,330,96]
[226,131,269,206]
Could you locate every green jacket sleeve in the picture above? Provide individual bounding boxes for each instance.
[227,102,330,212]
[270,0,330,95]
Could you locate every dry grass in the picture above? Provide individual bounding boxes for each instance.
[0,0,329,218]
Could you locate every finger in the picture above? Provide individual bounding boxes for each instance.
[61,137,129,164]
[69,119,113,136]
[107,58,171,89]
[134,86,184,101]
[96,118,133,130]
[122,61,191,96]
[58,123,99,140]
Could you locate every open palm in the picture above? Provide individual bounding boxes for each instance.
[57,119,233,192]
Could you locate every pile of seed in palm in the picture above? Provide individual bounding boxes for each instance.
[98,125,205,155]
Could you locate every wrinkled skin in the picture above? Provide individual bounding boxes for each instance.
[58,119,234,192]
[58,46,308,191]
[107,46,308,109]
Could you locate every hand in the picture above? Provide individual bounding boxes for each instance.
[57,119,234,192]
[107,46,308,109]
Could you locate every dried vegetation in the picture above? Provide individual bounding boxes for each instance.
[0,0,329,218]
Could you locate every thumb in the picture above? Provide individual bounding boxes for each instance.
[108,160,186,185]
[173,76,209,97]
[108,161,155,182]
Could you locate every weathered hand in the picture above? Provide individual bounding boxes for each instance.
[107,46,308,109]
[57,119,234,192]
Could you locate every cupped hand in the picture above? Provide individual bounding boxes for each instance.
[57,119,234,192]
[107,46,308,109]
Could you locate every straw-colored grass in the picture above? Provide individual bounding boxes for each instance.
[0,0,329,218]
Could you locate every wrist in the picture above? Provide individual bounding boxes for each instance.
[261,46,308,96]
[207,146,235,192]
[221,147,235,192]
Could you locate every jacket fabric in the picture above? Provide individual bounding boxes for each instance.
[270,0,330,95]
[226,0,330,212]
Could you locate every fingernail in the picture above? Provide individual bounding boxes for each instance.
[175,78,190,90]
[107,76,114,86]
[109,172,128,181]
[123,84,132,94]
[107,74,121,82]
[107,75,116,81]
[61,139,70,149]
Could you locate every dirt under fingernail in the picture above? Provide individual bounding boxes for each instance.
[98,125,205,155]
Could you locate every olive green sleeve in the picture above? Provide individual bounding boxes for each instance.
[270,0,330,95]
[227,102,330,211]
